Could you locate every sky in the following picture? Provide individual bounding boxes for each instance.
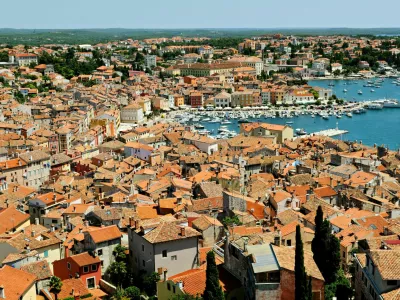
[1,0,400,29]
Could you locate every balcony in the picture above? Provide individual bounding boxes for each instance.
[255,282,280,291]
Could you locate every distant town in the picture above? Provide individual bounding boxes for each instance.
[0,33,399,300]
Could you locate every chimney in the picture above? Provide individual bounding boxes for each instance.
[35,218,39,225]
[177,281,184,290]
[180,226,185,236]
[274,230,281,246]
[31,230,36,237]
[53,194,57,202]
[177,197,182,205]
[73,206,76,212]
[0,285,5,299]
[84,220,89,227]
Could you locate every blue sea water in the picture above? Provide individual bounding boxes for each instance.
[200,79,400,150]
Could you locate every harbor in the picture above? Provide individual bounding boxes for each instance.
[168,79,400,149]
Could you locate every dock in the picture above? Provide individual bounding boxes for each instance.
[295,128,349,139]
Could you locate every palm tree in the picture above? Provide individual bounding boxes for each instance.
[50,276,63,300]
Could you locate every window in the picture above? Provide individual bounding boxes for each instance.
[91,264,97,271]
[343,251,346,258]
[67,262,71,270]
[167,283,171,291]
[44,250,49,258]
[100,261,104,267]
[83,266,89,273]
[142,260,146,267]
[97,249,103,256]
[162,250,168,258]
[171,255,177,261]
[286,240,292,246]
[387,280,397,286]
[173,286,176,293]
[52,220,58,224]
[142,245,145,252]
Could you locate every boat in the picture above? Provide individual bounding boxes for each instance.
[343,89,348,92]
[322,115,329,120]
[346,112,353,118]
[367,103,383,110]
[221,120,232,124]
[286,121,293,124]
[370,89,375,92]
[358,90,363,95]
[202,118,211,122]
[382,99,400,108]
[328,82,335,86]
[295,128,307,135]
[238,118,250,123]
[194,124,205,129]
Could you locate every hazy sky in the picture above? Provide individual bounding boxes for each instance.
[2,0,400,29]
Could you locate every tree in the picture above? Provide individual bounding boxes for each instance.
[222,215,242,228]
[142,272,160,296]
[49,276,63,300]
[295,225,308,300]
[203,251,224,300]
[108,261,127,287]
[125,286,141,300]
[311,206,341,284]
[333,69,341,77]
[324,269,352,300]
[113,245,127,262]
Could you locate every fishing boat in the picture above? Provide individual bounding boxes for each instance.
[295,128,307,135]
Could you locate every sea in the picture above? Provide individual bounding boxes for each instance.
[200,78,400,150]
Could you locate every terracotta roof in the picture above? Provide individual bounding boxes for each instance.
[70,252,101,267]
[192,215,223,231]
[0,265,37,300]
[272,246,324,281]
[369,250,400,280]
[0,207,29,234]
[142,222,201,244]
[20,260,52,280]
[89,225,122,244]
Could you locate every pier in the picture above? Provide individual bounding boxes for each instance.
[296,128,349,139]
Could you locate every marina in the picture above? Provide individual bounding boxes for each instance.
[170,79,400,149]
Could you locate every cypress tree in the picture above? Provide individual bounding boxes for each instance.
[295,225,308,300]
[203,251,224,300]
[311,206,340,284]
[307,277,313,300]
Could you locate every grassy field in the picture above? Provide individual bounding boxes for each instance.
[0,28,399,46]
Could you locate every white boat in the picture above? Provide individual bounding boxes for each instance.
[358,90,363,95]
[370,89,375,92]
[343,89,347,92]
[346,112,353,118]
[221,120,232,124]
[382,99,400,108]
[322,115,329,120]
[336,114,342,119]
[295,128,307,135]
[368,103,383,110]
